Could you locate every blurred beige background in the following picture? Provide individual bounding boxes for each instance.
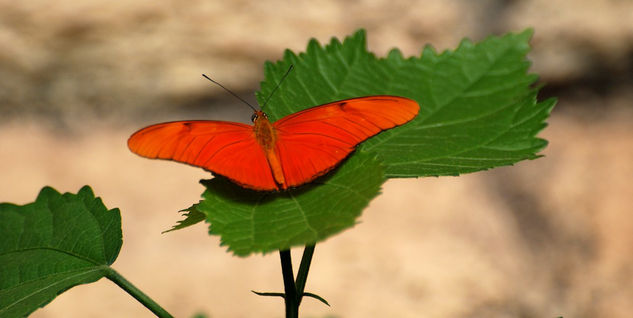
[1,0,632,317]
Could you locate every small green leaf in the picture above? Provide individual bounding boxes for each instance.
[164,205,206,233]
[0,186,122,317]
[198,152,385,256]
[303,292,330,306]
[251,290,286,298]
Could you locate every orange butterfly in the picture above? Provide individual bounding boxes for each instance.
[128,95,419,191]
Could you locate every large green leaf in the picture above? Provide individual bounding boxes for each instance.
[257,29,555,176]
[0,186,122,317]
[197,152,385,256]
[183,29,554,256]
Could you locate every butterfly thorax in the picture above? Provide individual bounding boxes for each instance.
[252,111,276,149]
[252,110,286,189]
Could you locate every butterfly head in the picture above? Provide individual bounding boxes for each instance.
[251,110,268,123]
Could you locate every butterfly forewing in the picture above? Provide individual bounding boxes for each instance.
[128,120,278,190]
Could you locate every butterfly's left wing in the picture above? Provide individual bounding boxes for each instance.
[128,120,279,191]
[273,95,419,188]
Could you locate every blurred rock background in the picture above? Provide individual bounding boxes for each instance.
[1,0,631,317]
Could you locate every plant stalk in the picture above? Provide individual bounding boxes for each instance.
[279,249,298,318]
[295,244,315,305]
[105,267,173,318]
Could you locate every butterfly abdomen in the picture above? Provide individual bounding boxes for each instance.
[253,111,286,189]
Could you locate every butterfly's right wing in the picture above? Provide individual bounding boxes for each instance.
[128,120,278,191]
[273,96,419,188]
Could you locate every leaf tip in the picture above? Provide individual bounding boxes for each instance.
[77,185,95,198]
[519,27,535,39]
[37,186,61,200]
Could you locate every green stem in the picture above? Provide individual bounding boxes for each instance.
[105,268,173,318]
[295,244,315,305]
[279,250,298,318]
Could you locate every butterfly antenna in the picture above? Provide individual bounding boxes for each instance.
[262,64,294,108]
[202,74,258,112]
